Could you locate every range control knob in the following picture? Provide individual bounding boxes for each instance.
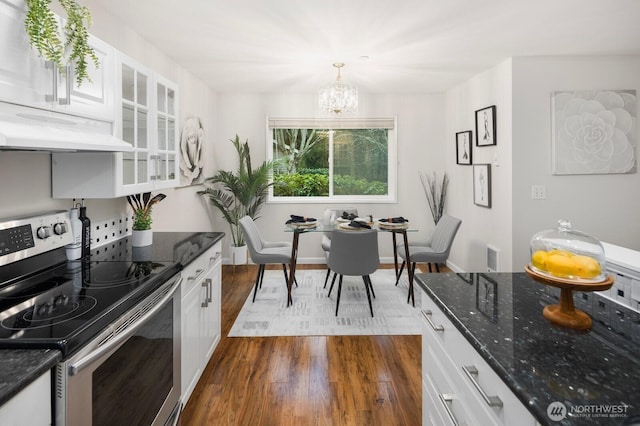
[53,222,68,235]
[36,226,51,239]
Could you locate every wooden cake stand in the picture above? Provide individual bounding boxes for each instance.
[525,265,614,330]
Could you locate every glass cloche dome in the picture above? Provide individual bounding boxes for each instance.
[529,219,607,282]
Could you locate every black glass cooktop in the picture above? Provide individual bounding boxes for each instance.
[0,256,178,357]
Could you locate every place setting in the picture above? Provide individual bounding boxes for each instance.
[377,216,409,230]
[285,214,318,229]
[331,211,373,230]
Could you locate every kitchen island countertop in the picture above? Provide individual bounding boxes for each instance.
[415,272,640,426]
[0,231,224,407]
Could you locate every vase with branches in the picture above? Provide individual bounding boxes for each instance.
[419,171,449,225]
[198,135,275,248]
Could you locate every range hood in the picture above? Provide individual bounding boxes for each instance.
[0,102,133,152]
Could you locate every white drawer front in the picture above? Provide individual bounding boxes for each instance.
[421,288,537,426]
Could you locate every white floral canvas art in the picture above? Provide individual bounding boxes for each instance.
[179,115,206,186]
[552,90,637,175]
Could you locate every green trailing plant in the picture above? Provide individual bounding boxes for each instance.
[198,135,276,247]
[24,0,99,86]
[126,192,167,231]
[419,171,449,225]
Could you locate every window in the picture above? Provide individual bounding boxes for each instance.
[267,117,397,203]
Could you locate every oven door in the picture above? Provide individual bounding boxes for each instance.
[56,274,182,426]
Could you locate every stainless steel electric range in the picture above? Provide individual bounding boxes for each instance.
[0,211,182,426]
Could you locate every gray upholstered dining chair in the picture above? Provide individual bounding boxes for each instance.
[321,207,358,289]
[327,228,380,317]
[239,215,296,302]
[395,215,462,300]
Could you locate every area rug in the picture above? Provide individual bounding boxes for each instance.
[228,268,421,337]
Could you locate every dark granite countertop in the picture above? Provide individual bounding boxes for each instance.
[415,272,640,426]
[0,349,61,406]
[0,231,224,407]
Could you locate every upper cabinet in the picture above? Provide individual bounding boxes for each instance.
[52,54,179,198]
[116,55,178,191]
[0,0,115,121]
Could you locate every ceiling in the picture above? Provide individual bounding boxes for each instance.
[95,0,640,94]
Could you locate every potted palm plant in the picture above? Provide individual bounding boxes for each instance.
[126,192,166,246]
[198,135,275,265]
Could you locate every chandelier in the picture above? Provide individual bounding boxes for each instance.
[319,63,358,114]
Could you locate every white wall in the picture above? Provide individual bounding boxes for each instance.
[212,92,447,262]
[445,59,513,272]
[446,55,640,273]
[511,56,640,269]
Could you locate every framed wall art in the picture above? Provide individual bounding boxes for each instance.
[473,164,491,208]
[551,90,637,175]
[178,115,206,187]
[456,131,473,165]
[475,105,496,147]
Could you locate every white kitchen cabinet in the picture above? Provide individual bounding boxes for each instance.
[0,370,51,426]
[420,289,539,426]
[0,0,114,121]
[181,242,222,405]
[51,53,179,198]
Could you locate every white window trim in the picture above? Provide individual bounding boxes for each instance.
[266,116,397,204]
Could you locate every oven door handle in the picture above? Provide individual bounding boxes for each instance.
[69,276,182,376]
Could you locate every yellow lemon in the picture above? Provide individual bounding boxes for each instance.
[548,249,574,258]
[546,254,578,277]
[531,250,549,271]
[572,255,601,278]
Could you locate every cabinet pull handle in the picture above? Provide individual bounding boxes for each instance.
[421,310,444,332]
[462,365,503,407]
[438,393,459,426]
[209,252,221,265]
[206,278,213,303]
[188,269,205,281]
[45,61,58,102]
[201,281,209,307]
[58,65,72,105]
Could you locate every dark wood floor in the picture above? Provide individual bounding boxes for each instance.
[180,264,425,426]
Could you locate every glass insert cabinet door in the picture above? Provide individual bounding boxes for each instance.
[119,56,179,192]
[154,76,178,187]
[121,62,151,188]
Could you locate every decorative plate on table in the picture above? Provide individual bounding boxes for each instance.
[336,217,350,224]
[377,219,408,229]
[287,220,318,229]
[339,222,370,231]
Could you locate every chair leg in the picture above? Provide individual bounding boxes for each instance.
[395,261,405,286]
[324,268,331,288]
[327,272,338,297]
[335,275,343,316]
[435,263,440,272]
[363,275,376,299]
[363,275,374,317]
[407,262,417,305]
[428,263,432,273]
[259,264,266,288]
[252,264,264,302]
